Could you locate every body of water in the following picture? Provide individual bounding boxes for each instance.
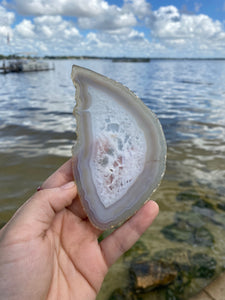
[0,59,225,299]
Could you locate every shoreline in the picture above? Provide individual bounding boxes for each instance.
[1,55,225,61]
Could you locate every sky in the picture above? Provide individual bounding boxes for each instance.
[0,0,225,58]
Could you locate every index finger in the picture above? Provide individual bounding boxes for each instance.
[41,158,74,189]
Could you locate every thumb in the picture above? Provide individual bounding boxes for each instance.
[8,181,78,232]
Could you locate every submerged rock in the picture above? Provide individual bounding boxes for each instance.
[178,180,193,187]
[161,221,214,247]
[108,288,136,300]
[151,248,216,299]
[107,248,217,300]
[217,202,225,211]
[191,199,225,228]
[192,198,214,210]
[71,65,166,230]
[161,211,214,247]
[190,253,216,279]
[176,190,201,202]
[152,248,216,280]
[130,260,177,293]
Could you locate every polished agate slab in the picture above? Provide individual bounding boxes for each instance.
[71,65,166,230]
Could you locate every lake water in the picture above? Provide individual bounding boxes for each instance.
[0,59,225,299]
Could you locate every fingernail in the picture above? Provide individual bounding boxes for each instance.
[61,181,76,190]
[37,186,42,191]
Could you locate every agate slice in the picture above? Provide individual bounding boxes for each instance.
[71,65,166,230]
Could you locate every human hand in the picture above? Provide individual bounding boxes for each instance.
[0,159,159,300]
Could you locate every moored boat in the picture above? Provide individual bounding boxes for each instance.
[0,58,54,73]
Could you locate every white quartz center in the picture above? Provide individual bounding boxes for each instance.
[88,86,147,208]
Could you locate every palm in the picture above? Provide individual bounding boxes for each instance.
[46,209,107,299]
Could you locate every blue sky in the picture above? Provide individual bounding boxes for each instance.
[1,0,225,57]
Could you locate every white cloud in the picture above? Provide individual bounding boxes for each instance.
[78,8,136,31]
[34,15,63,25]
[123,0,152,19]
[32,16,81,54]
[146,5,225,56]
[80,28,149,57]
[0,4,14,25]
[150,6,223,40]
[8,0,110,17]
[15,19,35,38]
[3,13,81,55]
[6,0,138,32]
[33,16,80,40]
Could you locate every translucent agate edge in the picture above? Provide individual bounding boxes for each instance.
[71,64,167,230]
